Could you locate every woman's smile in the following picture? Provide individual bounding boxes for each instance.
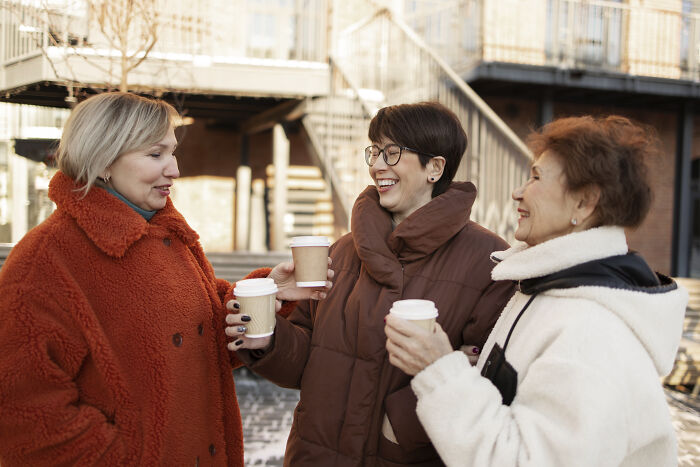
[376,178,398,193]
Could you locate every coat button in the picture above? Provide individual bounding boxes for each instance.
[209,444,216,456]
[163,238,171,246]
[198,323,204,335]
[172,333,183,347]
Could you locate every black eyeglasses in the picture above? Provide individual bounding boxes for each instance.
[364,144,438,167]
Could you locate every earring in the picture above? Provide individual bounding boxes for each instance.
[102,174,111,183]
[430,177,435,182]
[571,218,577,226]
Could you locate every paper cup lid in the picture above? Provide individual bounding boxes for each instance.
[390,299,438,320]
[234,278,278,297]
[290,236,330,247]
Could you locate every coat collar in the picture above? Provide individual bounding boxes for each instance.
[490,226,629,281]
[49,171,199,258]
[351,182,477,285]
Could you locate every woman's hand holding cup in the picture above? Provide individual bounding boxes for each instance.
[268,257,334,302]
[225,298,277,351]
[225,278,279,351]
[384,300,453,375]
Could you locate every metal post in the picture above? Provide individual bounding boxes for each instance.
[672,101,693,277]
[537,91,554,128]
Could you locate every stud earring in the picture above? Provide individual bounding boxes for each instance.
[430,177,435,182]
[571,218,577,226]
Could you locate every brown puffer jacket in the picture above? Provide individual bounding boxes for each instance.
[239,182,515,466]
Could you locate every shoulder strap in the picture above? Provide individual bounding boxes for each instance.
[503,294,537,352]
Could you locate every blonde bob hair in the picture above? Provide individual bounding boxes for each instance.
[57,92,179,195]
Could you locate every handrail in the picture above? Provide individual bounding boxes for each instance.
[328,56,375,119]
[307,5,532,239]
[386,10,532,157]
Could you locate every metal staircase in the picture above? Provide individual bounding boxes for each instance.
[303,8,532,240]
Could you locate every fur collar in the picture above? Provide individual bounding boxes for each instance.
[490,226,629,281]
[49,171,199,258]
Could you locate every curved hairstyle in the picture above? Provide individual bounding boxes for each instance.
[368,101,467,197]
[527,115,657,228]
[57,92,179,195]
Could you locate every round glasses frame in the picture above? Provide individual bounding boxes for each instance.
[364,144,438,167]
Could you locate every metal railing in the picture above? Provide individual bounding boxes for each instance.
[302,59,375,223]
[403,0,700,81]
[305,8,531,239]
[1,0,329,68]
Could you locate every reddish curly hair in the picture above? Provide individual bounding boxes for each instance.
[527,115,658,228]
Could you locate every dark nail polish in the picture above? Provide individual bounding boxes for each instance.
[241,315,251,322]
[234,339,243,346]
[233,302,240,309]
[472,346,480,355]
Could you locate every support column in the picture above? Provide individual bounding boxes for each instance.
[235,165,251,251]
[249,179,267,252]
[537,92,553,128]
[672,102,693,276]
[10,153,27,243]
[271,124,289,251]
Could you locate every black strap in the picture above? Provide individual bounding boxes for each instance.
[502,294,537,352]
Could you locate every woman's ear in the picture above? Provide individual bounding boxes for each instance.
[427,156,446,182]
[574,185,601,228]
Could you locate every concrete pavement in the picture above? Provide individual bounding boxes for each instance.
[235,368,700,466]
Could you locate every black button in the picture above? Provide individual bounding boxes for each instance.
[198,323,204,335]
[172,333,183,347]
[163,238,171,246]
[209,444,216,456]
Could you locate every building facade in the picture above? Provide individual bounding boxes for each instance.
[1,0,698,276]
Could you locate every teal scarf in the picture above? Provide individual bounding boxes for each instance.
[102,185,157,221]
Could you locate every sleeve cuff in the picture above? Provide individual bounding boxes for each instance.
[411,351,472,399]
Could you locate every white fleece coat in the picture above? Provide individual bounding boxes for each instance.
[411,226,687,467]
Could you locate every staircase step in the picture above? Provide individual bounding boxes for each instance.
[0,245,291,284]
[0,244,11,268]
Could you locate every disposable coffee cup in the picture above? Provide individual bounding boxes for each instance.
[290,236,331,287]
[389,299,439,332]
[233,278,278,338]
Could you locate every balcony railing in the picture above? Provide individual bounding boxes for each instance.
[1,0,328,68]
[403,0,700,81]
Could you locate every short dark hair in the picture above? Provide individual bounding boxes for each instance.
[527,115,656,228]
[368,101,467,197]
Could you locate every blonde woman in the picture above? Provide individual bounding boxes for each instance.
[0,92,329,466]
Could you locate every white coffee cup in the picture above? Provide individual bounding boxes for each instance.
[389,299,439,332]
[290,236,331,287]
[233,278,278,338]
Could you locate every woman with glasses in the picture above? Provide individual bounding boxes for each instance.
[226,101,514,466]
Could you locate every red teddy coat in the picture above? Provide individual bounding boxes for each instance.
[0,171,245,466]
